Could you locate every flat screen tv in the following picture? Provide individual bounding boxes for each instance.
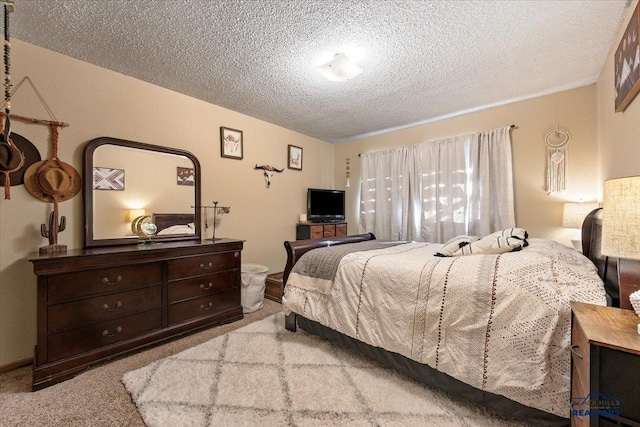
[307,188,345,223]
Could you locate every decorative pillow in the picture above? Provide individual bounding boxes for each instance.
[451,235,525,256]
[484,227,529,244]
[437,235,479,257]
[435,229,528,257]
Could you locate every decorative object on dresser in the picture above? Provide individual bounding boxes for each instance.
[265,271,284,303]
[220,126,243,160]
[193,201,231,241]
[601,176,640,310]
[23,133,80,255]
[287,144,302,170]
[83,137,201,247]
[253,164,283,188]
[296,222,347,240]
[570,302,640,426]
[29,239,244,391]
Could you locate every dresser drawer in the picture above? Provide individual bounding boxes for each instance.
[48,286,161,334]
[336,223,347,236]
[323,225,336,237]
[310,225,323,239]
[168,270,237,303]
[168,290,240,326]
[48,263,162,303]
[47,309,162,362]
[168,252,239,280]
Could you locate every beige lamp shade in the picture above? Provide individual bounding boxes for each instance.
[562,202,600,228]
[602,176,640,260]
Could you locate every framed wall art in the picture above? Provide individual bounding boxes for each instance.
[288,145,303,170]
[220,127,243,160]
[615,3,640,112]
[93,167,125,191]
[176,166,194,186]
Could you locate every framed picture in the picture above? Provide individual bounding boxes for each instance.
[176,167,194,186]
[288,145,303,170]
[92,167,125,190]
[615,4,640,112]
[220,127,243,160]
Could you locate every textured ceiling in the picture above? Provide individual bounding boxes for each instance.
[11,0,629,143]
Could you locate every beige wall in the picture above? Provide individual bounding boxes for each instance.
[597,0,640,182]
[0,40,334,366]
[334,85,600,247]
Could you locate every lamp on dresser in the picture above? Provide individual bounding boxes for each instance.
[601,175,640,316]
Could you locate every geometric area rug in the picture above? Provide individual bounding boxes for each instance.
[123,312,532,427]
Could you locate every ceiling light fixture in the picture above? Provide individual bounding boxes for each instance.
[317,53,362,82]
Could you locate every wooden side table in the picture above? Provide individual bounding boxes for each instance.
[265,272,284,303]
[570,301,640,426]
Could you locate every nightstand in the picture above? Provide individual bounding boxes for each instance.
[570,301,640,426]
[265,272,284,303]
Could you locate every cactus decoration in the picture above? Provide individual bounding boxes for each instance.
[39,209,67,254]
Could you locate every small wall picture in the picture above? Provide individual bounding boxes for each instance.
[93,167,125,190]
[288,145,303,170]
[220,127,243,160]
[615,3,640,112]
[177,167,194,186]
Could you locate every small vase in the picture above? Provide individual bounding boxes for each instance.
[630,289,640,318]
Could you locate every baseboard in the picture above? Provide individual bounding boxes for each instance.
[0,357,32,375]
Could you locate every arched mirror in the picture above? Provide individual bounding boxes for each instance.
[83,137,201,247]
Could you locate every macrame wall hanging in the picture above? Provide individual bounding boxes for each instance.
[545,121,571,194]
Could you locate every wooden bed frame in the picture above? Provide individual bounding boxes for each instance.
[282,208,640,426]
[152,213,195,234]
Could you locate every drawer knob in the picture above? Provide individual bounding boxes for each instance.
[570,344,583,360]
[102,301,122,311]
[200,282,213,291]
[200,262,213,270]
[102,275,123,285]
[102,326,122,337]
[200,302,213,311]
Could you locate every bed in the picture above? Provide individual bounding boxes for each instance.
[281,208,639,426]
[152,213,196,235]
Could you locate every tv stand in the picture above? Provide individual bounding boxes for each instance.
[296,222,347,240]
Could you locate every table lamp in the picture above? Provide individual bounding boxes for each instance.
[601,176,640,323]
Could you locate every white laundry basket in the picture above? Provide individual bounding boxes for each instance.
[240,263,269,313]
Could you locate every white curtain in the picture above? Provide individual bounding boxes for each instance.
[359,126,515,243]
[359,146,417,241]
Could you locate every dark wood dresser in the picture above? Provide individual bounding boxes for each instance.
[29,239,243,390]
[296,222,347,240]
[570,301,640,426]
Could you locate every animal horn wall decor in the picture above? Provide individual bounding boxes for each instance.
[254,164,283,188]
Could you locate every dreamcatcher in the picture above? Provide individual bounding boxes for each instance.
[545,121,571,194]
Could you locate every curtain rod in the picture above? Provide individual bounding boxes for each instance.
[357,124,517,157]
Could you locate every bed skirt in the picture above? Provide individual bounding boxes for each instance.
[295,314,569,427]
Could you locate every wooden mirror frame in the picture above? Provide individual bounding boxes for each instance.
[83,136,201,247]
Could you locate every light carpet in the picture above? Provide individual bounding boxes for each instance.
[123,312,532,426]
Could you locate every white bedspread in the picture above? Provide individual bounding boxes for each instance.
[282,238,607,417]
